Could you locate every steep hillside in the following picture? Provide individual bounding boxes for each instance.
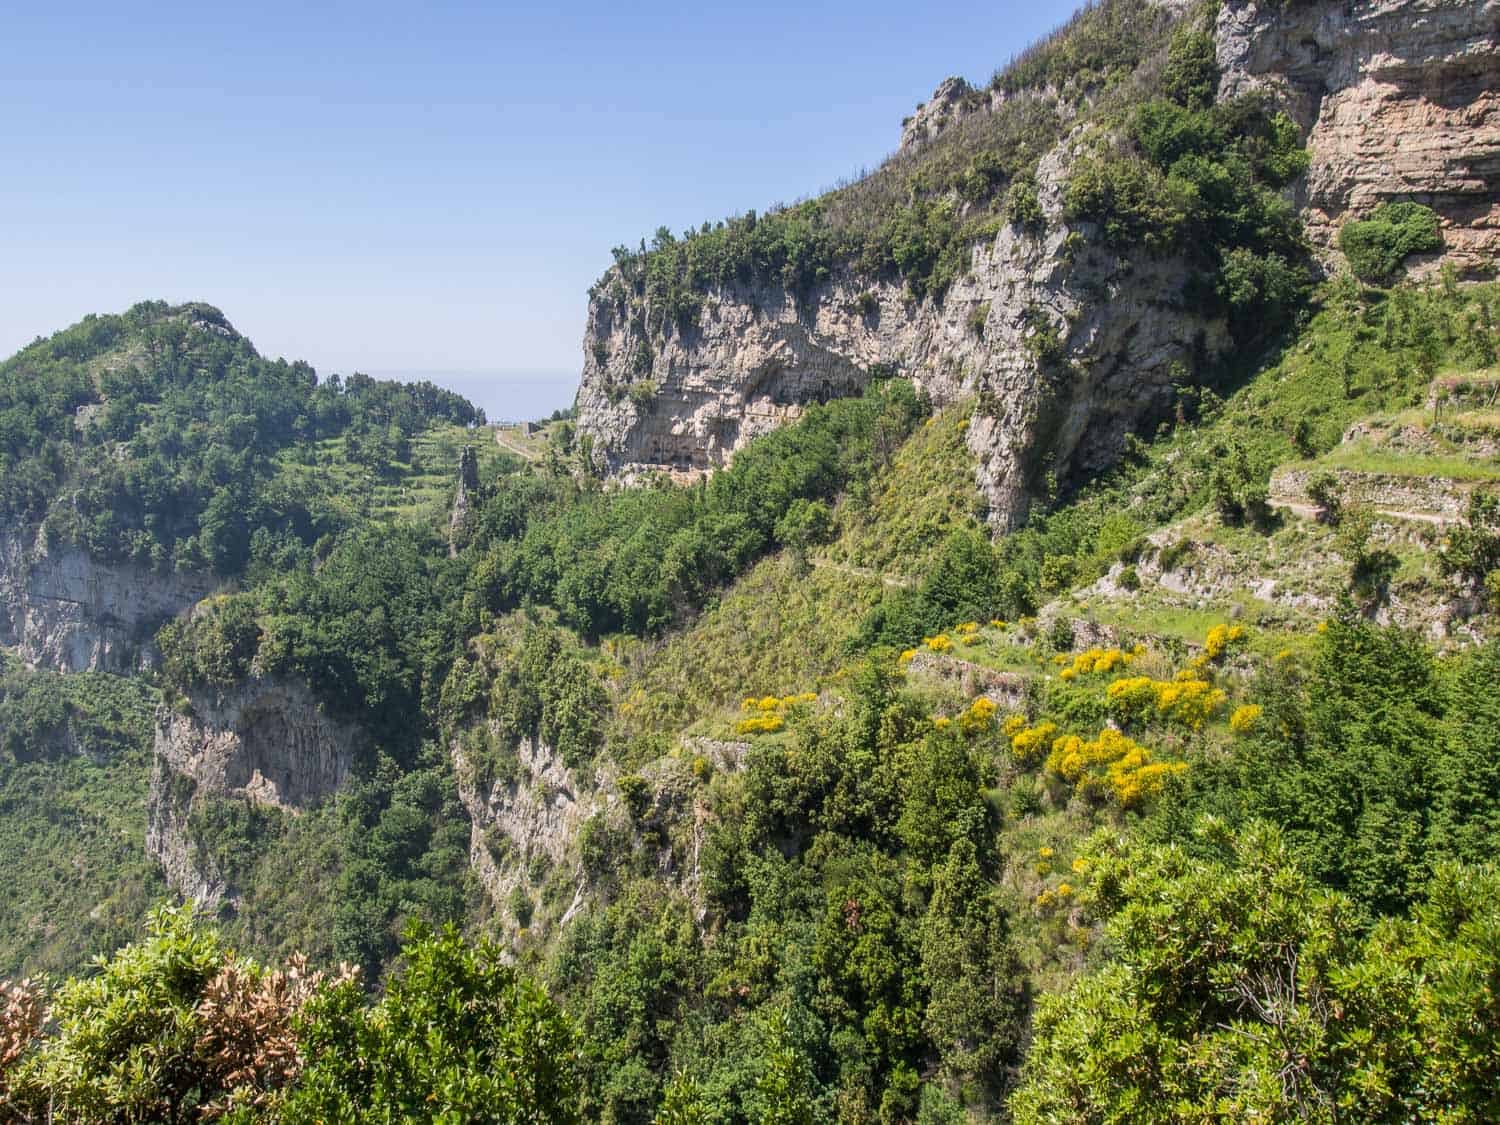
[0,301,488,671]
[1,0,1498,1120]
[575,0,1498,534]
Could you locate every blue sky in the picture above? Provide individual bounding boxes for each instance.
[1,0,1071,415]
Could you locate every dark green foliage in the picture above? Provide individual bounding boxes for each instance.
[0,301,482,574]
[1151,616,1498,920]
[1439,489,1500,587]
[854,528,1028,647]
[475,379,924,638]
[1160,27,1217,110]
[474,626,609,773]
[1065,90,1312,344]
[330,749,473,978]
[1339,201,1444,283]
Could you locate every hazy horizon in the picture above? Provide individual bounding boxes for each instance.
[366,369,578,424]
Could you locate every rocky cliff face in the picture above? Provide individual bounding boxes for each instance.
[576,0,1498,522]
[0,527,218,673]
[578,141,1225,530]
[147,677,357,906]
[452,732,609,934]
[1217,0,1500,272]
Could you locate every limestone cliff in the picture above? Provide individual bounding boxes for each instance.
[577,140,1225,530]
[0,526,218,673]
[1218,0,1500,273]
[147,677,357,906]
[451,731,610,934]
[576,0,1499,524]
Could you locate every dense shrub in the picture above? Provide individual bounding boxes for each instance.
[1339,201,1444,283]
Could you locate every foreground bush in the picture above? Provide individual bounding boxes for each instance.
[1012,822,1500,1123]
[0,910,578,1123]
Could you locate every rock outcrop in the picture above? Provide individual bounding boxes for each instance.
[578,141,1224,530]
[899,77,985,155]
[147,677,358,906]
[575,0,1499,523]
[0,527,218,673]
[448,445,482,557]
[452,732,610,933]
[1218,0,1500,273]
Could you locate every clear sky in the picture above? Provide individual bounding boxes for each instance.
[1,0,1072,415]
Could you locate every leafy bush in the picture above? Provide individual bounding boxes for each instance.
[1339,202,1443,283]
[1013,823,1500,1123]
[285,923,580,1123]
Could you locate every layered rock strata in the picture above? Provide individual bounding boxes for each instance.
[576,0,1500,523]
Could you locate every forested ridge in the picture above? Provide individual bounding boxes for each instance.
[1,0,1499,1120]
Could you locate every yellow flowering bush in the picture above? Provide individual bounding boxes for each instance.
[1039,846,1054,859]
[1107,674,1227,730]
[736,713,785,735]
[958,696,998,735]
[1002,714,1027,737]
[1071,856,1089,874]
[1066,646,1134,677]
[955,621,980,636]
[1045,728,1187,807]
[1204,623,1247,661]
[1230,704,1263,733]
[932,716,953,730]
[1011,720,1059,763]
[736,691,815,734]
[924,634,953,653]
[990,619,1007,628]
[1059,668,1077,681]
[898,648,917,665]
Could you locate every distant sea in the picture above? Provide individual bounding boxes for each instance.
[366,370,578,425]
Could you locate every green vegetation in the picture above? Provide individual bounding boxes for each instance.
[601,0,1182,314]
[0,662,163,976]
[1014,823,1500,1123]
[1339,200,1444,283]
[0,301,483,575]
[0,908,579,1123]
[4,2,1500,1121]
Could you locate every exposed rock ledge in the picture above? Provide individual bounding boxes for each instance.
[0,527,217,673]
[147,677,357,907]
[1218,0,1500,273]
[578,139,1226,531]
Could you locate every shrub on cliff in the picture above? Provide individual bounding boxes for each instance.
[1339,201,1443,284]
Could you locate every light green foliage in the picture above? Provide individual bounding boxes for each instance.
[1339,201,1444,283]
[285,923,580,1123]
[1012,823,1500,1123]
[14,906,298,1120]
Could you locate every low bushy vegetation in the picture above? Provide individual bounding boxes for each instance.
[1339,200,1444,283]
